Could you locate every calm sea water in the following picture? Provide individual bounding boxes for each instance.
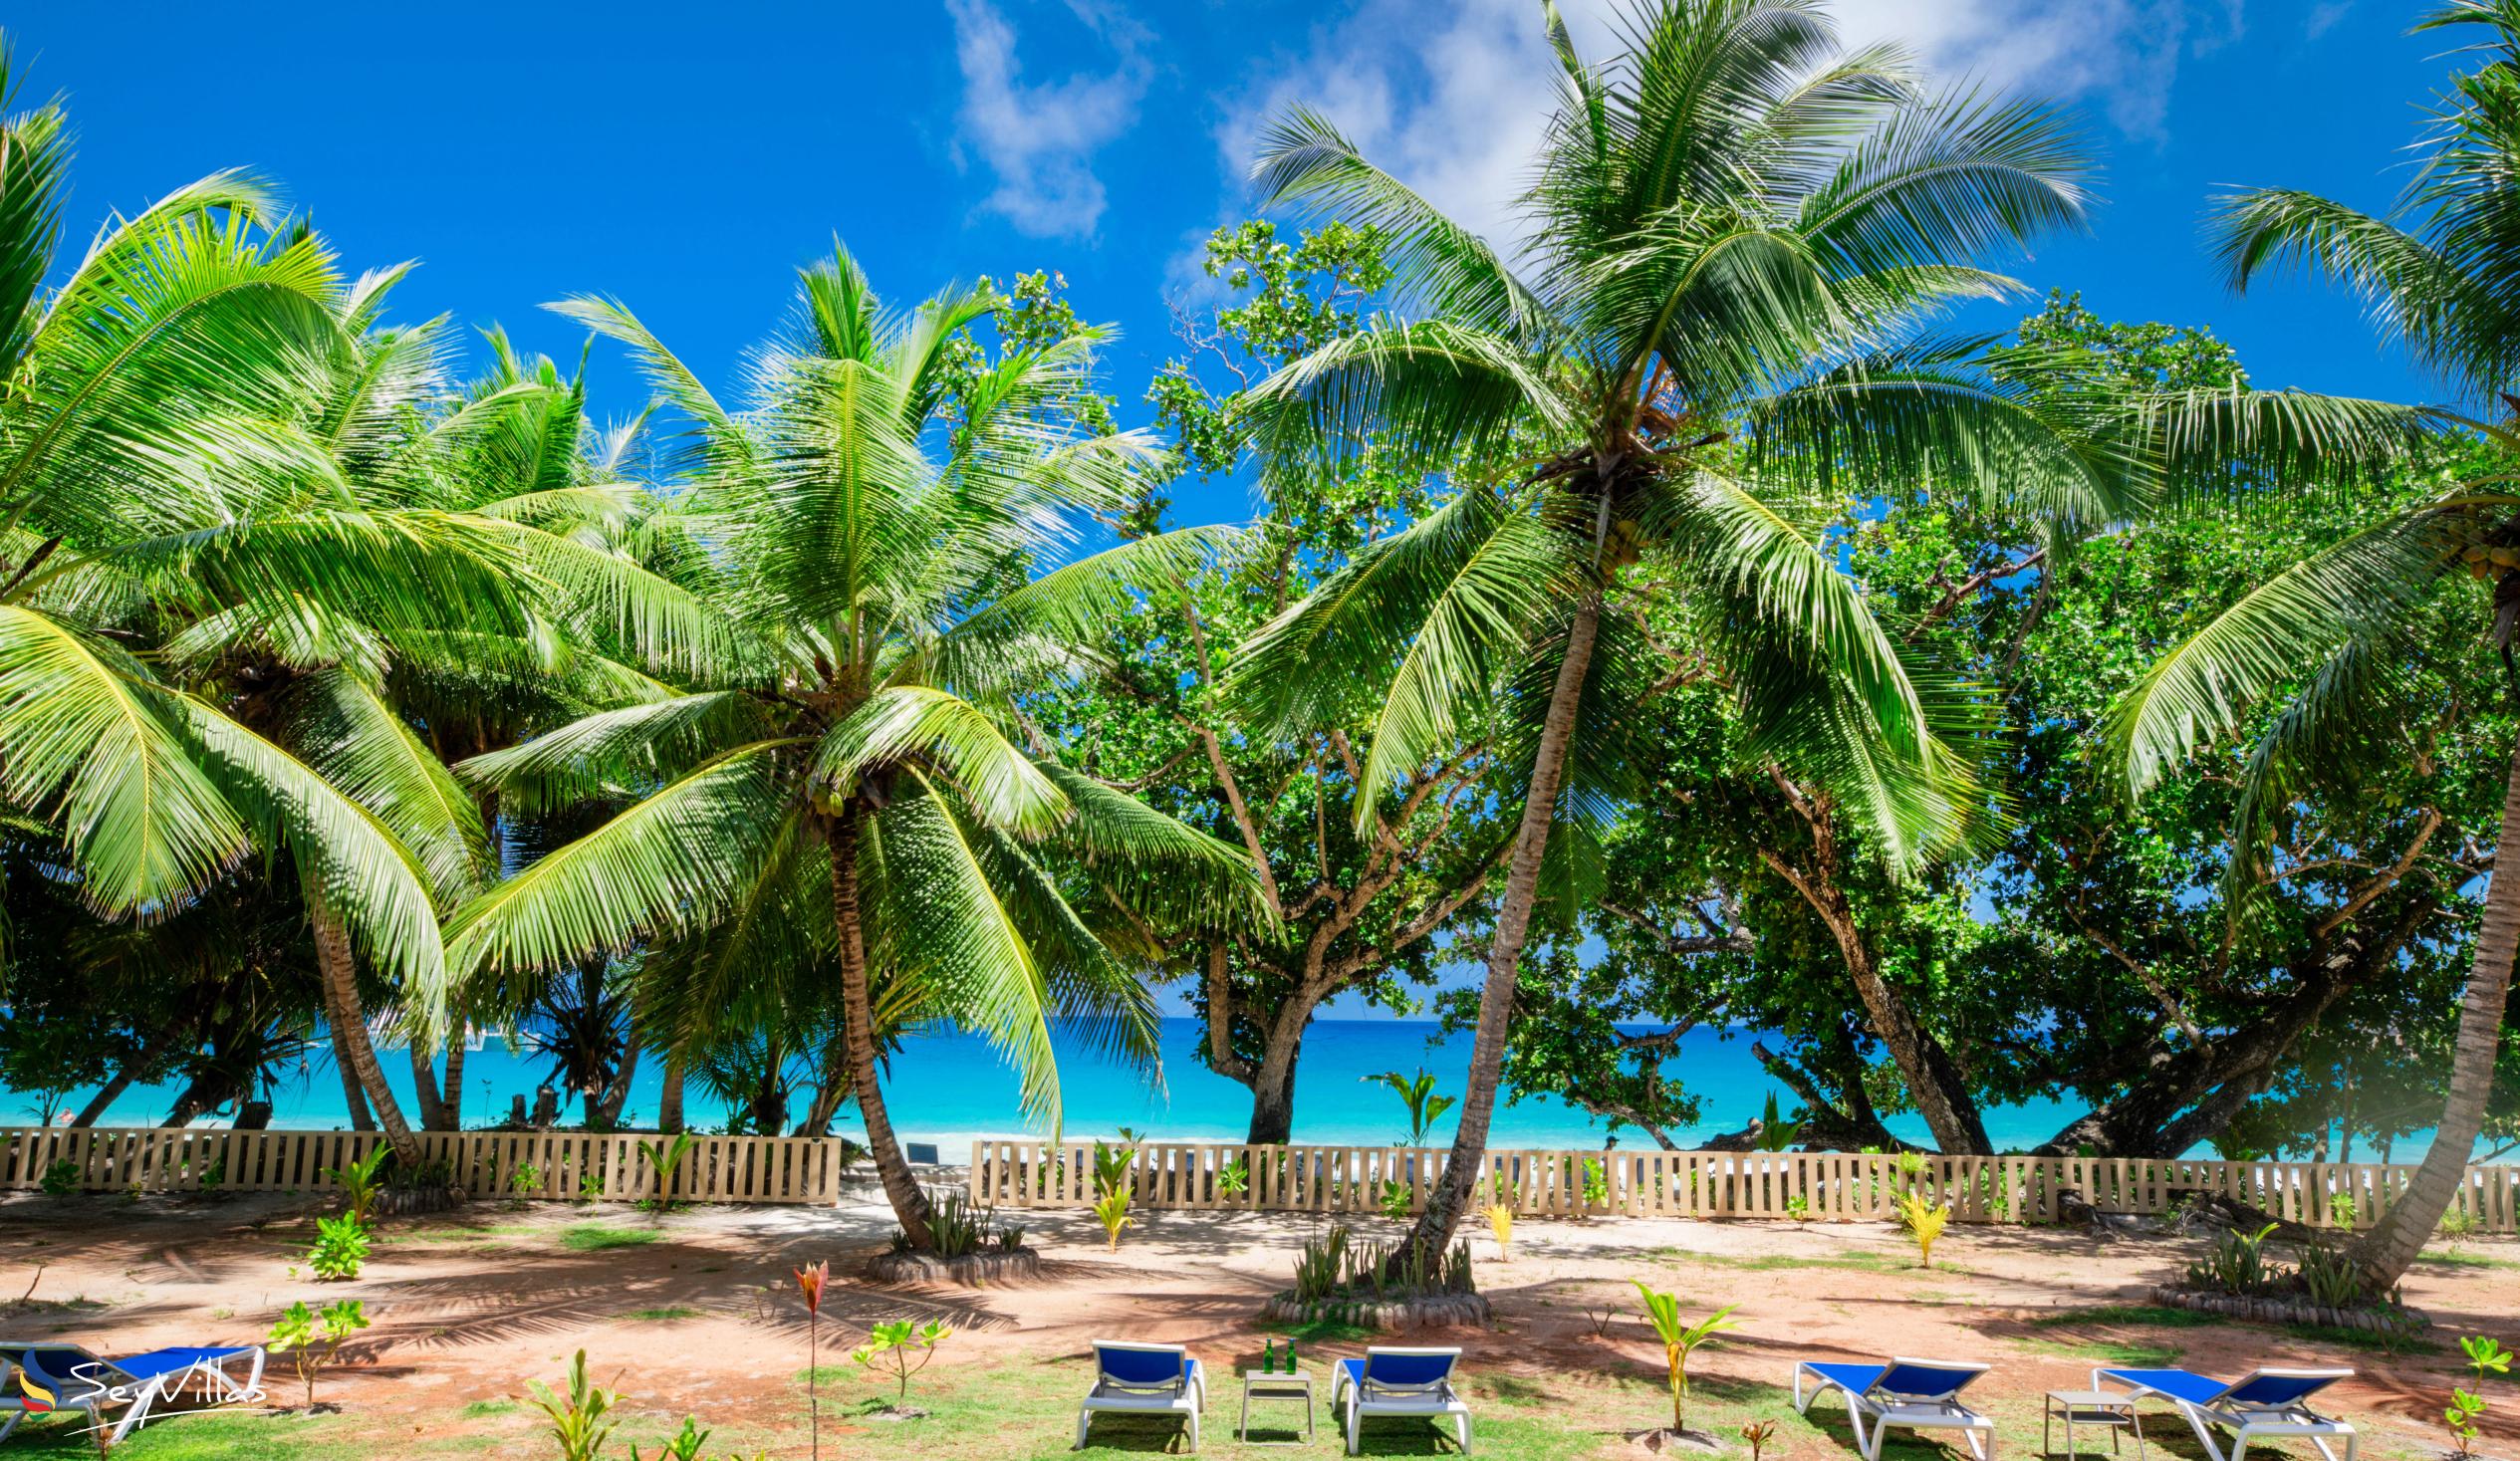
[7,1019,2105,1160]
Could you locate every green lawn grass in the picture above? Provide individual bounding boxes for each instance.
[621,1305,701,1321]
[558,1222,660,1252]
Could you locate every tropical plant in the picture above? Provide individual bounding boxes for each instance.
[1223,0,2182,1264]
[1743,1419,1778,1461]
[636,1132,696,1209]
[528,1349,619,1461]
[1365,1068,1457,1145]
[853,1319,952,1410]
[1582,1157,1610,1211]
[1894,1192,1949,1269]
[2438,1207,2484,1251]
[2152,0,2520,1295]
[37,1160,75,1198]
[2187,1224,2284,1296]
[441,251,1267,1248]
[306,1213,371,1281]
[1092,1183,1136,1251]
[267,1298,368,1409]
[1754,1093,1803,1153]
[1631,1286,1737,1433]
[2448,1386,2487,1459]
[1484,1197,1515,1259]
[1379,1179,1414,1221]
[796,1260,828,1461]
[631,1417,710,1461]
[2464,1334,2512,1383]
[324,1145,392,1225]
[1216,1156,1250,1199]
[1091,1140,1136,1199]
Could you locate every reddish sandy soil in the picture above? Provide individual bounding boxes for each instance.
[0,1181,2512,1458]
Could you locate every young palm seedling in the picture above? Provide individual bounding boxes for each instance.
[527,1349,619,1461]
[1632,1285,1738,1438]
[1895,1191,1951,1269]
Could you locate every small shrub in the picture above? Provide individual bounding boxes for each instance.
[322,1145,393,1225]
[630,1415,709,1460]
[1484,1200,1514,1259]
[2297,1243,2362,1306]
[1743,1420,1778,1461]
[579,1169,604,1204]
[994,1221,1026,1252]
[1379,1179,1412,1221]
[2328,1191,2358,1227]
[2187,1223,2282,1296]
[1631,1283,1737,1432]
[1582,1157,1610,1210]
[268,1298,369,1408]
[2436,1207,2483,1251]
[38,1159,77,1197]
[853,1319,951,1409]
[1785,1194,1811,1222]
[307,1213,372,1281]
[1092,1183,1136,1251]
[509,1163,544,1205]
[2448,1386,2487,1458]
[527,1348,618,1461]
[1894,1192,1949,1269]
[923,1188,988,1258]
[1216,1156,1250,1198]
[636,1132,697,1209]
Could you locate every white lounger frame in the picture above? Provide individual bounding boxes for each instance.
[2091,1367,2357,1461]
[1794,1357,1995,1461]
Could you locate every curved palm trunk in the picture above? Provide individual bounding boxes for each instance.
[1397,589,1603,1266]
[2349,739,2520,1291]
[313,912,419,1162]
[69,1069,137,1128]
[829,804,935,1245]
[408,1043,449,1130]
[327,1016,375,1132]
[657,1053,686,1134]
[594,1039,639,1129]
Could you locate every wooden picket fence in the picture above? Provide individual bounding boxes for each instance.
[969,1140,2520,1234]
[0,1126,855,1205]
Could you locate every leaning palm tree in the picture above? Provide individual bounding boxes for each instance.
[1230,0,2421,1260]
[158,277,721,1155]
[442,248,1266,1246]
[0,51,529,1032]
[2126,0,2520,1294]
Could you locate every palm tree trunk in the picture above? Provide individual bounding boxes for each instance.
[2348,738,2520,1291]
[327,1016,375,1132]
[313,911,419,1163]
[442,1038,466,1128]
[595,1040,639,1129]
[1398,588,1604,1266]
[829,803,935,1246]
[408,1043,449,1130]
[69,1069,138,1128]
[657,1054,686,1134]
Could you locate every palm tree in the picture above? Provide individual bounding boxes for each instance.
[442,248,1267,1246]
[0,50,529,1055]
[1230,0,2417,1258]
[2126,0,2520,1293]
[1228,0,2109,1258]
[160,276,719,1156]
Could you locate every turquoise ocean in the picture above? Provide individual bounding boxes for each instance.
[6,1019,2107,1161]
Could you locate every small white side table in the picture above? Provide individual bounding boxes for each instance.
[1239,1367,1315,1445]
[2046,1388,2145,1461]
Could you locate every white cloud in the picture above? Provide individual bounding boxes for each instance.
[1212,0,2247,257]
[946,0,1152,238]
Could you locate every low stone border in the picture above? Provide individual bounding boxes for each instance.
[1260,1292,1491,1333]
[374,1186,465,1218]
[867,1248,1042,1286]
[2146,1285,2429,1333]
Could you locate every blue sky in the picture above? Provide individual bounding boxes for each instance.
[7,0,2461,535]
[2,0,2469,1016]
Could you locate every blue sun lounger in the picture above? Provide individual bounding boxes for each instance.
[1332,1346,1472,1455]
[2093,1367,2356,1461]
[1075,1339,1204,1452]
[1793,1356,1995,1461]
[0,1341,266,1443]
